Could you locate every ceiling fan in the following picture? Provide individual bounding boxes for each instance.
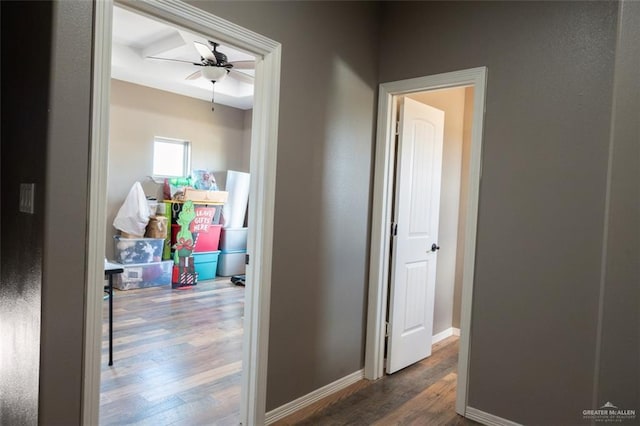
[147,40,255,110]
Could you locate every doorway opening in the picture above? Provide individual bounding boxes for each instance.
[100,5,255,425]
[84,2,281,425]
[364,68,487,418]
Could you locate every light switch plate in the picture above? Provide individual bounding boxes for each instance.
[19,183,35,214]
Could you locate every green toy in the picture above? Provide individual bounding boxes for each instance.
[173,200,196,263]
[168,176,194,187]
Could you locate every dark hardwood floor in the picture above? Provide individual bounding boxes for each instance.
[100,281,475,425]
[100,277,244,426]
[275,336,479,426]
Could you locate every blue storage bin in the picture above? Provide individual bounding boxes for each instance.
[193,251,221,281]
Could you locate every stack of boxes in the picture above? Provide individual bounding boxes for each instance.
[167,201,224,284]
[217,170,250,278]
[112,202,173,290]
[217,227,248,277]
[112,236,173,290]
[168,170,249,281]
[190,204,223,281]
[112,183,249,289]
[166,203,248,280]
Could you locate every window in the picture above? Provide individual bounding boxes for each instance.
[152,137,191,177]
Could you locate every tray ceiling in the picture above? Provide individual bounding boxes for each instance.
[111,6,255,110]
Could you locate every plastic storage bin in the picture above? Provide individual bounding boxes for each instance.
[171,224,222,253]
[113,260,172,290]
[219,227,248,251]
[193,251,221,281]
[114,236,165,264]
[193,224,222,252]
[169,202,222,225]
[217,250,246,277]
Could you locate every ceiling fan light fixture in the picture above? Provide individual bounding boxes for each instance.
[201,66,228,82]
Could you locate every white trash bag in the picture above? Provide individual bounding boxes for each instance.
[113,182,151,237]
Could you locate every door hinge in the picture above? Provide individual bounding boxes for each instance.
[245,254,250,265]
[395,120,400,136]
[385,321,390,338]
[391,222,398,236]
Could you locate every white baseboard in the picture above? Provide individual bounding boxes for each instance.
[432,327,461,344]
[265,369,364,425]
[465,406,522,426]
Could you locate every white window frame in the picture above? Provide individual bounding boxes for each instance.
[152,136,191,178]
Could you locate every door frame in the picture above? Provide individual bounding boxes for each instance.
[364,67,487,416]
[83,1,281,425]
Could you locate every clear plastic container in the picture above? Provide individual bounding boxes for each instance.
[217,250,246,277]
[113,260,172,290]
[114,236,165,264]
[219,227,248,251]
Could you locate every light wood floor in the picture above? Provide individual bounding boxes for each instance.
[275,336,479,426]
[100,278,244,426]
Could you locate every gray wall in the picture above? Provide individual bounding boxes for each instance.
[38,1,94,424]
[596,0,640,413]
[10,1,637,424]
[242,109,253,173]
[0,1,94,424]
[0,2,52,424]
[379,2,618,424]
[186,1,381,410]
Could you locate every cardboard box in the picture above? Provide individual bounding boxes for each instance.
[183,189,228,203]
[145,216,169,239]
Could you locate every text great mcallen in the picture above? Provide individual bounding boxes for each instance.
[583,409,636,415]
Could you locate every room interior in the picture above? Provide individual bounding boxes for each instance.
[99,6,255,424]
[1,1,638,426]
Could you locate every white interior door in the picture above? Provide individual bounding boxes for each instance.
[386,97,444,374]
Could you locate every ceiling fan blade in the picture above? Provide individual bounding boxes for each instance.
[230,60,255,70]
[185,70,202,81]
[229,69,254,85]
[147,56,200,65]
[194,41,216,63]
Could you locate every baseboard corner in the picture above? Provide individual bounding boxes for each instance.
[433,327,461,344]
[465,406,522,426]
[264,369,364,425]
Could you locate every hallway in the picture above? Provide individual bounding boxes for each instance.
[276,336,478,425]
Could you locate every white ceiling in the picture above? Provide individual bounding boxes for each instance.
[111,6,255,110]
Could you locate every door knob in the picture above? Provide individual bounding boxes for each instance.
[430,243,440,252]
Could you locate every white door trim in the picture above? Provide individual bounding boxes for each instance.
[83,1,281,425]
[364,67,487,416]
[82,1,113,424]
